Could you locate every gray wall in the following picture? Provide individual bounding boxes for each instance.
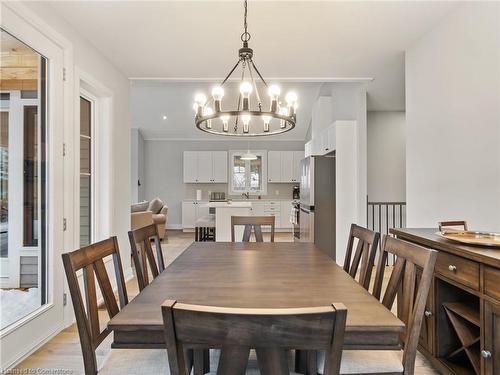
[144,140,305,227]
[367,111,406,202]
[406,2,500,230]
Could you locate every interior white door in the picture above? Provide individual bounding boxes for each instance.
[211,151,227,183]
[183,151,198,183]
[0,3,66,369]
[197,151,213,183]
[280,151,294,183]
[267,151,281,183]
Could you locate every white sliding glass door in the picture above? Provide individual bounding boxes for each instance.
[1,3,66,369]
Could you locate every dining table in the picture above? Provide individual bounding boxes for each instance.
[108,241,404,372]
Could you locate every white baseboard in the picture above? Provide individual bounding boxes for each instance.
[167,224,182,230]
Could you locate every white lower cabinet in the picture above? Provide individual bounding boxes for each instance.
[182,201,209,229]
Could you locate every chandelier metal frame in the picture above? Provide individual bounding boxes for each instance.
[193,0,297,137]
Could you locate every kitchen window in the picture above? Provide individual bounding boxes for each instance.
[229,150,267,195]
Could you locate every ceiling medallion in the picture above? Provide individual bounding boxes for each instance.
[193,0,298,137]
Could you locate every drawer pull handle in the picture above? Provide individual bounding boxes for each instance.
[448,265,457,272]
[481,350,491,359]
[424,310,433,317]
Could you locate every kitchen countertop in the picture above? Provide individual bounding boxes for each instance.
[205,201,253,208]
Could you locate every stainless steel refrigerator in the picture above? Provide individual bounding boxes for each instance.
[299,155,336,259]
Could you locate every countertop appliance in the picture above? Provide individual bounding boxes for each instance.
[299,155,336,259]
[210,192,226,201]
[292,186,300,200]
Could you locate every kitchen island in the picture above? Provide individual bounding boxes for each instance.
[205,201,252,241]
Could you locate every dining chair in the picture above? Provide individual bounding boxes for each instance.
[319,235,437,375]
[162,300,347,375]
[342,224,380,290]
[128,223,165,291]
[231,216,276,242]
[62,237,169,375]
[438,220,468,231]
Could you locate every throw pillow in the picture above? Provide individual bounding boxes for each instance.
[147,198,164,214]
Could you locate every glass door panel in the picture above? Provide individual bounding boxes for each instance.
[0,29,48,330]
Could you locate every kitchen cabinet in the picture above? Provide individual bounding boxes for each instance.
[183,151,227,183]
[280,200,293,229]
[268,151,303,183]
[182,201,209,229]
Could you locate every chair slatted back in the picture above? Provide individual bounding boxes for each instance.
[62,237,128,375]
[128,224,165,291]
[231,216,275,242]
[438,220,468,231]
[343,224,380,290]
[372,236,437,375]
[162,301,347,375]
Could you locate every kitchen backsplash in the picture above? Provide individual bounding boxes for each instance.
[183,183,298,200]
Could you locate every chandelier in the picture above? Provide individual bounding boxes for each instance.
[193,0,298,137]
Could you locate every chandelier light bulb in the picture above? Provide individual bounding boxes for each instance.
[285,91,298,106]
[268,84,281,112]
[192,103,199,113]
[279,106,288,129]
[220,115,230,132]
[241,113,251,133]
[240,82,253,98]
[212,86,224,112]
[194,93,207,107]
[204,107,214,129]
[262,115,271,132]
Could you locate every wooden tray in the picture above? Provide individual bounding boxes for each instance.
[436,230,500,247]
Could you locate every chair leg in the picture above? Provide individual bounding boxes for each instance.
[195,227,199,242]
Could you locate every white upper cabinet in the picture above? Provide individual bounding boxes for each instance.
[311,96,334,140]
[268,151,281,183]
[293,151,304,182]
[197,151,213,183]
[212,151,228,183]
[268,151,304,183]
[183,151,228,183]
[280,151,294,183]
[183,151,198,183]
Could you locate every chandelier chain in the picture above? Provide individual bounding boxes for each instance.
[241,0,251,42]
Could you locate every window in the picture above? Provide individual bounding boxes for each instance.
[79,96,93,246]
[229,150,267,195]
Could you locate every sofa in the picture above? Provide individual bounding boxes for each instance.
[131,198,168,239]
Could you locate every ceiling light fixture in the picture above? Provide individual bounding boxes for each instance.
[193,0,297,137]
[240,142,258,160]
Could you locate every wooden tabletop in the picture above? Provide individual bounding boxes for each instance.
[390,228,500,268]
[108,242,404,349]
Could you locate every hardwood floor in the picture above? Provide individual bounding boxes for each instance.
[13,230,439,375]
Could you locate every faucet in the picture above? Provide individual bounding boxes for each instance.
[242,192,250,199]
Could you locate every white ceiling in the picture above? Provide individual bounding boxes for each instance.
[46,1,459,138]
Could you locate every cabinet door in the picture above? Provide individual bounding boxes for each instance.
[182,202,196,228]
[196,203,209,220]
[280,151,294,183]
[416,268,435,354]
[251,202,266,216]
[484,301,499,375]
[212,151,227,183]
[293,151,304,183]
[268,151,281,183]
[197,151,213,183]
[183,151,198,183]
[280,201,293,229]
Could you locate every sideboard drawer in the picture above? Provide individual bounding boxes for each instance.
[484,266,500,300]
[436,252,479,290]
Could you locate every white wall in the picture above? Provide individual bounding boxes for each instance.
[406,3,500,230]
[367,111,406,202]
[143,140,304,227]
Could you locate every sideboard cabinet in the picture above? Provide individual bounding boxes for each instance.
[391,228,499,375]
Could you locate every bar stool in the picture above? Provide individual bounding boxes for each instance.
[195,214,216,242]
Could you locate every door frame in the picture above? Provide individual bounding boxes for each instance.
[0,2,73,369]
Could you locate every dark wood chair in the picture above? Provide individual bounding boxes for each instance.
[62,237,169,375]
[342,224,380,290]
[128,223,165,291]
[162,300,347,375]
[334,235,438,375]
[231,216,275,242]
[438,220,468,232]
